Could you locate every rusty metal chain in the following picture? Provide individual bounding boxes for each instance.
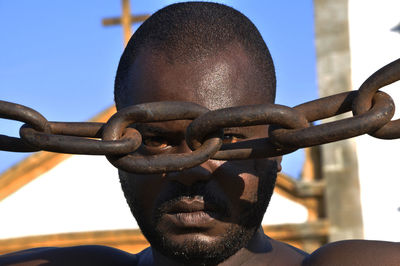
[102,102,223,173]
[0,58,399,174]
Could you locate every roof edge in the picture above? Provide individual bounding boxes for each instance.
[0,105,116,202]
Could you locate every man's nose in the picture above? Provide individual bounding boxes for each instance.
[165,141,220,186]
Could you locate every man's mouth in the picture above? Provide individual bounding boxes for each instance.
[162,198,221,227]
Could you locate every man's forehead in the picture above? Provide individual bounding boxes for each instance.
[124,44,266,110]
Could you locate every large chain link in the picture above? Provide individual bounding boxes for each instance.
[1,58,399,173]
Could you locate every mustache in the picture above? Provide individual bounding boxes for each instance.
[154,182,230,217]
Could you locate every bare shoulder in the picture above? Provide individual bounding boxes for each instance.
[263,239,308,266]
[303,240,400,266]
[0,245,137,266]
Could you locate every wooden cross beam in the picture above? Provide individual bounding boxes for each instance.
[102,0,150,46]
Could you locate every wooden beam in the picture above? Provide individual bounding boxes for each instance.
[0,106,116,202]
[101,0,150,47]
[275,173,325,222]
[275,173,325,199]
[121,0,132,46]
[102,15,150,26]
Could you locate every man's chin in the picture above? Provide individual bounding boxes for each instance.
[148,223,256,265]
[160,231,222,248]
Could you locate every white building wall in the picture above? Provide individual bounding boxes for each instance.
[0,156,137,239]
[348,0,400,241]
[0,155,307,239]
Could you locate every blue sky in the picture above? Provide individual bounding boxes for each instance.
[0,0,317,177]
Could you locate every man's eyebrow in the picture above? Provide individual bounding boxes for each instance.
[135,123,184,137]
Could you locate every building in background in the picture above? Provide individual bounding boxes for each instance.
[314,0,400,242]
[348,0,400,241]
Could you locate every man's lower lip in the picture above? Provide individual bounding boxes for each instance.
[166,211,216,226]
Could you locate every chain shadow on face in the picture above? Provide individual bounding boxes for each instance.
[120,158,279,228]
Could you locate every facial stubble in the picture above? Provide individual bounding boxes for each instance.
[119,159,278,265]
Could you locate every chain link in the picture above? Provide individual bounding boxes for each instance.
[353,58,400,139]
[269,91,394,148]
[0,58,399,173]
[0,101,48,152]
[20,124,142,155]
[186,104,308,159]
[102,102,223,174]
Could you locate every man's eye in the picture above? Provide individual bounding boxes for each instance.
[143,136,169,149]
[222,134,243,144]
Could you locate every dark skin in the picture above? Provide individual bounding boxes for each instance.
[117,44,303,265]
[1,44,399,266]
[114,44,303,265]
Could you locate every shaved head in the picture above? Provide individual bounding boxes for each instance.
[114,2,276,110]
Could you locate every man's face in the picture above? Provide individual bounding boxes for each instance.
[118,44,280,264]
